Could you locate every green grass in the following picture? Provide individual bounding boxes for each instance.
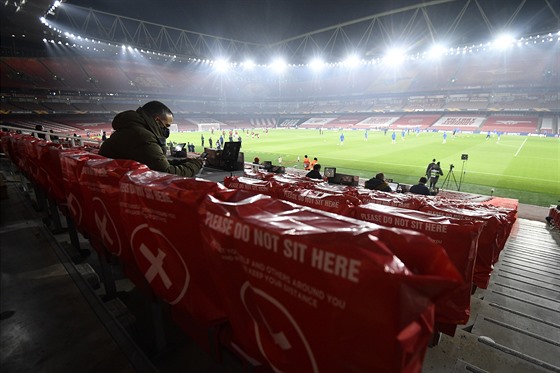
[170,129,559,207]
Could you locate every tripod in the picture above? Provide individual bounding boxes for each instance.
[458,159,467,191]
[441,166,459,191]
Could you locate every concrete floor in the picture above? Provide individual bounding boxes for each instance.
[0,162,244,372]
[1,158,558,372]
[0,176,140,373]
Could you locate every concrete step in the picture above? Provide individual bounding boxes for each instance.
[423,329,558,373]
[470,307,560,367]
[452,359,489,373]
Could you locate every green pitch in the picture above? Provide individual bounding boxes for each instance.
[170,129,559,207]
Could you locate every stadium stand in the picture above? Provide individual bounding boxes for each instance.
[431,115,487,131]
[453,54,547,89]
[118,60,168,93]
[101,102,139,113]
[298,117,338,128]
[249,117,276,128]
[371,97,406,111]
[277,118,302,127]
[6,100,51,113]
[340,99,374,112]
[2,57,66,90]
[407,60,459,92]
[443,95,490,110]
[39,56,92,91]
[174,118,200,131]
[480,114,539,133]
[0,101,26,113]
[403,96,445,111]
[390,114,442,129]
[323,115,367,128]
[79,58,135,93]
[41,101,79,112]
[71,101,109,113]
[354,116,400,128]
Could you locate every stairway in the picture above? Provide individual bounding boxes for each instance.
[423,219,560,373]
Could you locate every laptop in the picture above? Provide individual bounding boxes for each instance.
[173,143,187,157]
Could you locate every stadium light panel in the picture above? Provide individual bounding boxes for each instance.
[427,44,446,59]
[242,60,256,69]
[213,58,230,72]
[270,58,287,73]
[309,57,325,71]
[493,33,515,49]
[342,54,360,68]
[383,47,406,65]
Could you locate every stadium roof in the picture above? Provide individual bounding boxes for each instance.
[2,0,559,61]
[62,0,560,44]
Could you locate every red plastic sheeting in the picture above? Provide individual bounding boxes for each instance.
[224,176,273,195]
[79,158,148,259]
[119,170,227,324]
[7,134,521,372]
[419,202,505,289]
[351,188,428,210]
[227,174,517,291]
[354,203,484,326]
[34,142,64,202]
[199,189,462,372]
[276,187,359,217]
[59,151,105,234]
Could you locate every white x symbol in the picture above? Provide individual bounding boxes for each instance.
[139,243,172,289]
[94,211,114,245]
[67,193,81,220]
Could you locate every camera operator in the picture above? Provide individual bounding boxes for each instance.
[429,161,444,191]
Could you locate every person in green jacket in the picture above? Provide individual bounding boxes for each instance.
[99,101,203,177]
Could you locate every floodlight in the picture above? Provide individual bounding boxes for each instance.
[270,58,287,73]
[493,33,515,49]
[383,47,406,65]
[242,59,256,69]
[309,57,325,71]
[214,58,229,72]
[343,54,360,68]
[427,44,446,59]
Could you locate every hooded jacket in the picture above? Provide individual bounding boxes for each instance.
[99,108,203,177]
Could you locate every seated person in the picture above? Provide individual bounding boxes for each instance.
[364,173,392,192]
[306,164,322,180]
[409,176,430,195]
[99,101,203,177]
[252,157,260,171]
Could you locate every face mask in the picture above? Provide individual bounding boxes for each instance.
[162,127,170,138]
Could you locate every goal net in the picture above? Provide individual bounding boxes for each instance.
[198,122,220,131]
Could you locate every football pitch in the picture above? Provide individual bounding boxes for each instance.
[170,129,559,207]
